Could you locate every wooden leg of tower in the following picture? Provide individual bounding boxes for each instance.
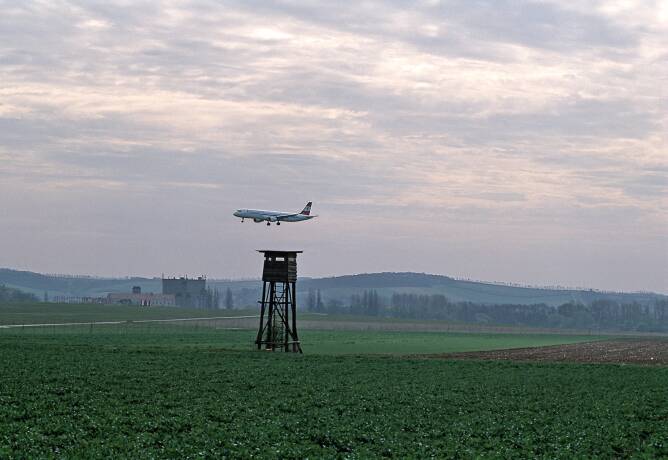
[291,281,301,353]
[256,282,267,350]
[284,283,290,352]
[266,282,275,350]
[285,283,295,351]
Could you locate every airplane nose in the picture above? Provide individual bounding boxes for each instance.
[233,211,241,217]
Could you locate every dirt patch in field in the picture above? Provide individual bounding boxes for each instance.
[437,339,668,365]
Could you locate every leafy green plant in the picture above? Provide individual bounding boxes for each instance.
[0,328,666,458]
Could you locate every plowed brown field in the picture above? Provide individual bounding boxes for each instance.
[438,339,668,365]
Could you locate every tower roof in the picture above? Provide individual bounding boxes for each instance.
[257,250,303,256]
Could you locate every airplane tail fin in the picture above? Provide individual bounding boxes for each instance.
[300,202,312,215]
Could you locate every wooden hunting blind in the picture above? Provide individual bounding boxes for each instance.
[255,250,302,353]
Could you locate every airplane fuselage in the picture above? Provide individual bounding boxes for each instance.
[233,202,316,225]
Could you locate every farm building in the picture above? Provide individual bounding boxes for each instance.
[107,286,176,306]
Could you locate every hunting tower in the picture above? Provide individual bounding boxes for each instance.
[255,250,302,353]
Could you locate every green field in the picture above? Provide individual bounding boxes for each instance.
[0,324,600,355]
[302,330,602,355]
[0,303,603,356]
[0,303,257,325]
[1,304,666,458]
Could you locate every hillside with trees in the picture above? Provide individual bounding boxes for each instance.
[304,288,668,332]
[2,268,667,331]
[0,285,38,304]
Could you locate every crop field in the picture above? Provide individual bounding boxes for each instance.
[0,323,600,356]
[0,302,603,355]
[1,305,667,458]
[0,303,258,325]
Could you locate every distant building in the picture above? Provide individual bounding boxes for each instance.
[162,276,207,308]
[52,296,106,304]
[106,286,176,307]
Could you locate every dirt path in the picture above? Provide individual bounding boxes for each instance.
[437,339,668,365]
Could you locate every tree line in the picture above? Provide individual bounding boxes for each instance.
[305,289,668,332]
[0,285,39,303]
[202,288,235,309]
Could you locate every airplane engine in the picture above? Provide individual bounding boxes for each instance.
[253,218,264,223]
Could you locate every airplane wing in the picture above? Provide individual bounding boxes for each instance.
[275,213,298,221]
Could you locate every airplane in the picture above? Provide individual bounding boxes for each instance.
[233,202,317,226]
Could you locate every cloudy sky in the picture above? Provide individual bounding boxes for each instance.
[1,0,666,292]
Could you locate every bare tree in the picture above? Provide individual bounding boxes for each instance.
[224,288,234,309]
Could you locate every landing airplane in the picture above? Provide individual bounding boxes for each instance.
[233,202,316,226]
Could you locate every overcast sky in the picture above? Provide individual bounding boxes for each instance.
[1,0,666,292]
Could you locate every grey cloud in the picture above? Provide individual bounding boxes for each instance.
[622,173,668,199]
[0,114,169,149]
[483,98,654,140]
[435,0,637,51]
[219,0,638,58]
[371,97,655,143]
[472,191,526,202]
[10,130,401,205]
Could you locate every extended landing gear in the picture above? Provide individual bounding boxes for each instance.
[267,222,271,226]
[276,222,280,226]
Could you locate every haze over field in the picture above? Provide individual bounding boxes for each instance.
[0,1,666,292]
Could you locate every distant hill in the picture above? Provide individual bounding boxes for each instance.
[0,284,39,303]
[0,268,161,299]
[2,268,664,308]
[293,272,666,307]
[300,273,668,305]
